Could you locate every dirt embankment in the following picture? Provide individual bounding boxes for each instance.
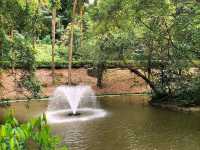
[0,68,150,99]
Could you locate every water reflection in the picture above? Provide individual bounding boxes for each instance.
[51,95,200,150]
[1,95,200,150]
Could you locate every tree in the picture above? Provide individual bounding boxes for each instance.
[87,0,200,103]
[68,0,77,85]
[51,2,57,84]
[0,0,45,98]
[67,0,89,85]
[49,0,61,84]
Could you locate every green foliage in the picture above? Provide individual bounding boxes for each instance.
[13,33,41,98]
[0,0,50,98]
[58,0,73,26]
[132,0,200,98]
[1,0,200,105]
[174,77,200,106]
[0,30,41,98]
[41,35,51,44]
[0,28,11,68]
[86,0,200,103]
[35,43,68,64]
[0,112,67,150]
[19,74,41,98]
[50,0,61,9]
[13,33,36,71]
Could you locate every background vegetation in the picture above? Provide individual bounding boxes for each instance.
[0,0,200,105]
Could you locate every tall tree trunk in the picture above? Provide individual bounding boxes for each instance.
[147,43,153,80]
[80,5,84,48]
[10,29,17,93]
[68,0,78,85]
[51,7,56,84]
[96,62,105,88]
[10,29,15,74]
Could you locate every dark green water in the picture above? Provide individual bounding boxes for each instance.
[1,95,200,150]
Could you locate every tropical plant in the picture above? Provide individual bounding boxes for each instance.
[0,112,67,150]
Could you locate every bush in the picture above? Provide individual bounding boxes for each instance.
[41,35,51,44]
[19,74,41,98]
[174,77,200,106]
[0,28,11,69]
[0,112,67,150]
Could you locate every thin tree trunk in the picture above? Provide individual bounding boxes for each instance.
[10,29,17,97]
[68,0,78,85]
[51,7,56,84]
[96,62,105,88]
[80,6,84,48]
[147,42,153,80]
[10,29,17,93]
[10,29,15,75]
[32,36,36,50]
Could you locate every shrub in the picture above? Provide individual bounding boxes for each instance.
[19,74,41,98]
[0,112,67,150]
[174,77,200,106]
[41,35,51,44]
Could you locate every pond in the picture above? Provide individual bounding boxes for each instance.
[1,95,200,150]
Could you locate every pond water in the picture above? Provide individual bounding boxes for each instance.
[1,95,200,150]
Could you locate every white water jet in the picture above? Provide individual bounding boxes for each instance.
[46,85,107,124]
[48,85,96,114]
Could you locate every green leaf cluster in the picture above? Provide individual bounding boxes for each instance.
[85,0,200,102]
[0,112,67,150]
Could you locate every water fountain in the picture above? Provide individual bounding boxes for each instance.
[46,85,107,124]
